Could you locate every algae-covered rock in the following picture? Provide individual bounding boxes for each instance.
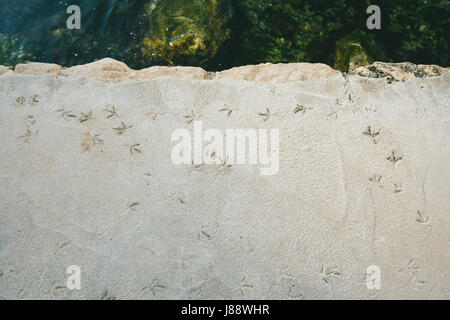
[334,33,373,73]
[141,0,230,66]
[353,61,448,82]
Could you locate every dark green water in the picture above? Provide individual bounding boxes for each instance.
[0,0,449,71]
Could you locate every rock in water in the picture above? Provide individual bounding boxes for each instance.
[0,60,449,299]
[334,33,374,72]
[141,0,230,66]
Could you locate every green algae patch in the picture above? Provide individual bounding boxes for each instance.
[141,0,230,66]
[334,33,373,73]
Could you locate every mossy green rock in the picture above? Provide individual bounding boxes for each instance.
[141,0,230,66]
[334,34,373,73]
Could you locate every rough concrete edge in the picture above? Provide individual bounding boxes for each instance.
[0,65,13,76]
[1,58,449,83]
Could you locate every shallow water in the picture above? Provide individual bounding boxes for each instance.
[0,0,448,70]
[0,0,151,68]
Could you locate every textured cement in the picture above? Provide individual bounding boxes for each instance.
[0,60,449,299]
